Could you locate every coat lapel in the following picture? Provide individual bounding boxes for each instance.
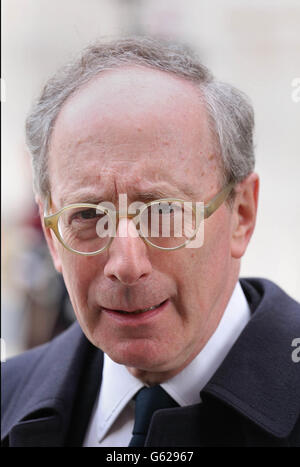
[145,402,246,447]
[9,413,63,447]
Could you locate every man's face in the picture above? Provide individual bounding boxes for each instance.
[45,67,241,382]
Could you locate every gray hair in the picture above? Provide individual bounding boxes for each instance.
[25,37,255,202]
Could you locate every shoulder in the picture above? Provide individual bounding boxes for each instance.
[1,323,85,429]
[2,321,80,376]
[239,276,300,370]
[240,277,300,324]
[2,341,51,408]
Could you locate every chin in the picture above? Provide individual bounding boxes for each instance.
[105,339,171,372]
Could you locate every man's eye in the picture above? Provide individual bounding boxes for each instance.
[70,209,104,223]
[78,209,98,220]
[156,204,179,215]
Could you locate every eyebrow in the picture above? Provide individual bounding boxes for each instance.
[138,184,198,200]
[60,184,197,206]
[135,190,181,201]
[60,192,106,206]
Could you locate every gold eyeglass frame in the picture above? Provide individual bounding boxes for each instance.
[44,182,234,255]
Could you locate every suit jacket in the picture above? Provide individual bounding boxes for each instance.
[1,278,300,447]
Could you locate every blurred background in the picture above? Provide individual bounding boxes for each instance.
[2,0,300,359]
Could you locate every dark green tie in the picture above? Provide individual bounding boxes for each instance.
[128,385,178,447]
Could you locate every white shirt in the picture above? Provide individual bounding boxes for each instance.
[83,280,251,447]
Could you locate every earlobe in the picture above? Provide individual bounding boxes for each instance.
[230,173,259,259]
[37,199,63,273]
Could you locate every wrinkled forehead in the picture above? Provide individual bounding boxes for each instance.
[48,66,222,204]
[56,162,205,206]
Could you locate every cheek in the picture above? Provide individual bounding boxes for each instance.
[59,252,100,308]
[199,212,232,285]
[175,212,232,298]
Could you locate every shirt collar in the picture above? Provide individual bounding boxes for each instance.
[96,280,250,441]
[96,356,144,441]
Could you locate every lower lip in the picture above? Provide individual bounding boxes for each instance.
[101,299,169,324]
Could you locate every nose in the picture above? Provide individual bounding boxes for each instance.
[103,218,153,286]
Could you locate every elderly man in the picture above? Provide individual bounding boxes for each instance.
[2,38,300,447]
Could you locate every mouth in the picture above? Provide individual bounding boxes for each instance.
[101,299,169,322]
[115,302,165,315]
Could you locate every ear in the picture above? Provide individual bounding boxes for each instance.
[230,173,259,259]
[37,197,63,273]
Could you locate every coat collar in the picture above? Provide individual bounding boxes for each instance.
[2,278,299,446]
[201,278,300,439]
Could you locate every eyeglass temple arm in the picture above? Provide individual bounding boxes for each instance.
[44,195,50,217]
[44,195,57,229]
[204,183,235,219]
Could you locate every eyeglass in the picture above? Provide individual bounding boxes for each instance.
[44,183,234,255]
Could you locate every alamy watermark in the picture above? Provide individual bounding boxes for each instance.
[291,78,300,103]
[1,338,6,363]
[291,337,300,363]
[94,194,204,248]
